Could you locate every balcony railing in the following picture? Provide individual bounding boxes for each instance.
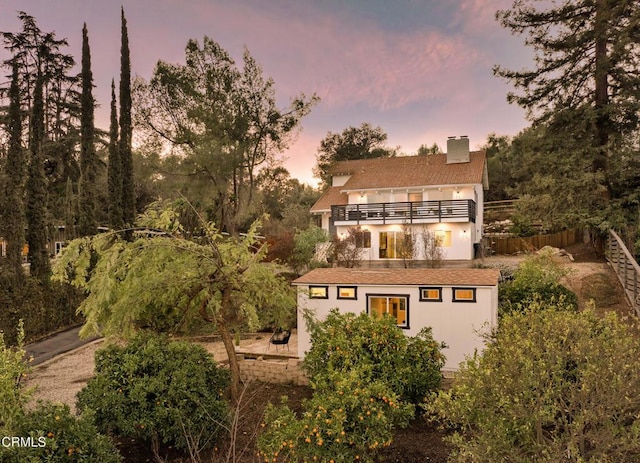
[331,199,477,224]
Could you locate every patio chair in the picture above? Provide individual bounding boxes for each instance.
[268,329,291,352]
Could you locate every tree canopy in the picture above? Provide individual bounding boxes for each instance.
[494,1,640,237]
[313,122,397,189]
[134,37,318,235]
[53,201,296,403]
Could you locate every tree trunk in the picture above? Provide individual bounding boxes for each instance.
[593,0,611,197]
[217,317,241,405]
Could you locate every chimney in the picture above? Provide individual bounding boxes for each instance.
[446,136,470,164]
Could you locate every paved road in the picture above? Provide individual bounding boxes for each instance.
[24,326,99,366]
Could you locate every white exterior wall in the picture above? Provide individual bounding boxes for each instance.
[335,222,474,261]
[296,283,498,372]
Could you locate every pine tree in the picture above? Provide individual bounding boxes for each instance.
[25,72,51,281]
[1,61,26,284]
[119,8,135,230]
[494,0,640,197]
[77,23,97,237]
[107,79,123,230]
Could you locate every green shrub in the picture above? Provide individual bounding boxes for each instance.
[427,302,640,463]
[0,321,30,434]
[500,281,578,314]
[77,333,229,452]
[3,402,121,463]
[258,310,446,462]
[303,310,445,405]
[499,249,577,314]
[258,371,413,463]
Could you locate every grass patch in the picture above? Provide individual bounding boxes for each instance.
[581,272,622,307]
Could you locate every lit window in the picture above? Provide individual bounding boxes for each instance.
[434,230,452,247]
[337,286,357,300]
[309,286,328,299]
[419,287,442,302]
[453,288,476,303]
[368,295,409,328]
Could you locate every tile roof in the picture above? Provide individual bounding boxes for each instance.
[310,152,486,212]
[292,267,500,287]
[310,186,348,212]
[330,151,486,191]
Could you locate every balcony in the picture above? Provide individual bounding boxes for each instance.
[331,199,476,225]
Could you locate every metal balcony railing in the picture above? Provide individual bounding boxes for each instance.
[331,199,477,224]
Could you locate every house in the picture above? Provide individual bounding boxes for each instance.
[0,225,110,259]
[311,136,488,263]
[292,267,500,372]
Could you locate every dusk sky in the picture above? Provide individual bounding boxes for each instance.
[1,0,532,186]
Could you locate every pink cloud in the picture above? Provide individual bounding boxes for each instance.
[171,1,485,111]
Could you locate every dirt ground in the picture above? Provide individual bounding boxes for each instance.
[24,241,632,462]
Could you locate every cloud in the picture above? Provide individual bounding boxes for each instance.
[180,1,485,112]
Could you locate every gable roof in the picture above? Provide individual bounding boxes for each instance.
[292,267,500,287]
[311,152,486,212]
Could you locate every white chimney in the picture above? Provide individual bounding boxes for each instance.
[446,136,470,163]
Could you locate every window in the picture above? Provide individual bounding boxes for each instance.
[368,295,409,328]
[54,241,65,255]
[379,231,397,258]
[434,230,452,247]
[355,230,371,249]
[408,192,422,202]
[452,287,476,303]
[337,286,357,300]
[309,286,328,299]
[419,287,442,302]
[0,241,5,257]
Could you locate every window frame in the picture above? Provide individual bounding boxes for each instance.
[308,285,329,299]
[452,287,477,303]
[337,286,358,300]
[366,293,410,329]
[419,286,442,302]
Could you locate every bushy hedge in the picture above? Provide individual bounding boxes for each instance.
[303,310,445,405]
[500,281,578,314]
[0,264,83,344]
[258,310,446,462]
[499,249,578,314]
[4,403,121,463]
[77,333,229,452]
[0,323,120,463]
[428,302,640,462]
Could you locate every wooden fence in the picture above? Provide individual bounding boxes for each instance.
[484,229,581,256]
[605,229,640,317]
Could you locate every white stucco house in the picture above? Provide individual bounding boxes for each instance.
[292,267,500,372]
[311,136,488,263]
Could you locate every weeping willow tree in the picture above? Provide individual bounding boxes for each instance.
[53,202,295,403]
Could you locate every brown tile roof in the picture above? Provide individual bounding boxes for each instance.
[292,267,500,287]
[330,152,486,191]
[310,152,487,213]
[310,187,348,212]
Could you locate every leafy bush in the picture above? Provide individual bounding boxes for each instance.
[0,321,30,434]
[303,310,445,404]
[3,403,121,463]
[0,270,83,345]
[77,333,229,452]
[258,371,413,463]
[500,281,578,314]
[499,249,577,314]
[427,302,640,463]
[258,310,446,462]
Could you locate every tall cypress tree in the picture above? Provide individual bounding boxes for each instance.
[25,72,51,282]
[119,8,135,230]
[77,22,97,237]
[2,61,26,284]
[107,79,123,230]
